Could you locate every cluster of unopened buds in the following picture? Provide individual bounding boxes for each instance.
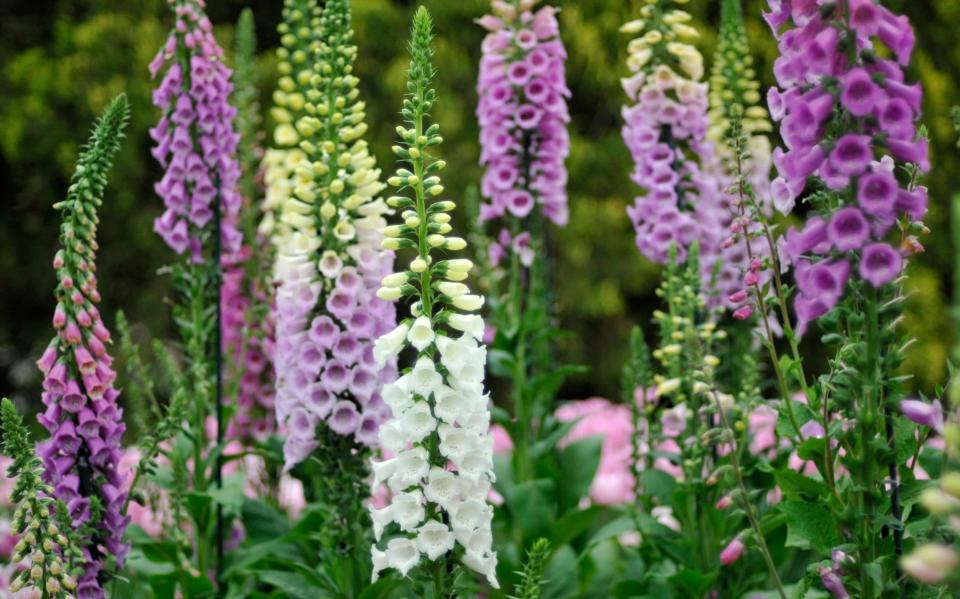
[8,494,78,597]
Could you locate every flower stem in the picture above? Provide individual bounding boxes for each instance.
[709,389,787,599]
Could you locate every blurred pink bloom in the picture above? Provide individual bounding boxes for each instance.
[720,537,745,565]
[556,398,635,505]
[748,405,778,456]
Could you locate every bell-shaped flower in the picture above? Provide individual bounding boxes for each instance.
[409,357,443,397]
[384,537,421,577]
[374,322,410,365]
[423,467,460,509]
[391,490,426,532]
[399,401,438,443]
[416,520,456,560]
[407,316,436,351]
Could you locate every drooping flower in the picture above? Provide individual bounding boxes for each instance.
[272,0,396,469]
[370,8,498,588]
[149,0,243,263]
[764,0,928,335]
[900,399,944,433]
[719,536,745,565]
[620,1,729,303]
[476,0,570,263]
[901,544,959,585]
[35,96,131,597]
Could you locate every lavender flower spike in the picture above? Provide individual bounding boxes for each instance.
[149,0,243,263]
[272,0,397,469]
[476,0,570,266]
[620,0,729,307]
[767,0,929,335]
[36,94,130,598]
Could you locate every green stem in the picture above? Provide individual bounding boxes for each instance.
[710,390,788,599]
[858,287,881,598]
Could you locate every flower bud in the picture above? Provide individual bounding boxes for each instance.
[452,294,484,311]
[377,287,404,301]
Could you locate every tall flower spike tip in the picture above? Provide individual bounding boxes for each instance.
[476,0,570,267]
[766,0,928,335]
[261,0,323,240]
[223,6,277,444]
[36,94,130,599]
[706,0,775,315]
[149,0,243,263]
[273,0,397,470]
[1,398,82,598]
[369,6,499,588]
[620,1,727,299]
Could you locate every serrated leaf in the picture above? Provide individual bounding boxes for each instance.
[779,501,840,554]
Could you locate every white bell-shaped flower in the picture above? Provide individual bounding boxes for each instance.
[438,423,478,466]
[381,378,414,415]
[423,466,459,509]
[463,550,499,589]
[451,498,492,534]
[409,357,443,396]
[433,386,464,424]
[457,447,494,483]
[373,322,410,365]
[457,527,493,560]
[370,503,394,541]
[378,420,408,454]
[447,313,485,340]
[457,474,493,502]
[457,408,490,433]
[371,457,398,489]
[389,446,430,490]
[406,315,436,351]
[416,520,457,560]
[391,490,426,532]
[385,537,421,577]
[399,400,437,443]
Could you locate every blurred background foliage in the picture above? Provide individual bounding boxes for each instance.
[0,0,957,415]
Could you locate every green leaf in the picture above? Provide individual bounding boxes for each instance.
[183,491,213,527]
[795,437,826,463]
[586,515,636,549]
[669,569,715,595]
[550,506,601,548]
[358,578,401,599]
[511,479,557,544]
[242,498,292,544]
[488,349,516,378]
[639,469,677,502]
[899,479,936,507]
[529,419,579,459]
[124,548,176,576]
[775,400,815,439]
[556,436,603,510]
[258,570,330,597]
[529,365,590,404]
[779,501,840,554]
[775,468,828,497]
